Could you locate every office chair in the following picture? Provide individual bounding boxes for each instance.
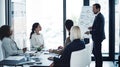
[70,44,92,67]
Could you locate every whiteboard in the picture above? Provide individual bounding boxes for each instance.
[78,6,95,38]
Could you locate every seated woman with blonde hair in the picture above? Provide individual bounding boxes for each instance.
[48,26,85,67]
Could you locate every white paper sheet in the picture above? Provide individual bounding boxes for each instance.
[5,56,24,61]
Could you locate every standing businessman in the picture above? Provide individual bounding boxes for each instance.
[85,3,105,67]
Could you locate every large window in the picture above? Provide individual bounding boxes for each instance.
[66,0,109,56]
[11,0,26,49]
[0,0,5,26]
[26,0,63,49]
[11,0,63,50]
[66,0,83,37]
[115,0,120,59]
[66,0,83,25]
[7,0,118,61]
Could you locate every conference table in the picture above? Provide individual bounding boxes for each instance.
[0,50,58,67]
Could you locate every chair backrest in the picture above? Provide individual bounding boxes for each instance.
[70,44,92,67]
[0,40,4,61]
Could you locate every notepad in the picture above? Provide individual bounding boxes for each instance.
[5,56,25,61]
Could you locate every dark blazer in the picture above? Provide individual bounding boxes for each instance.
[54,39,85,67]
[90,13,105,42]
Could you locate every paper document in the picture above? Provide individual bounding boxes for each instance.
[78,6,95,38]
[5,56,24,61]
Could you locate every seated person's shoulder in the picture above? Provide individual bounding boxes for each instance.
[2,37,11,42]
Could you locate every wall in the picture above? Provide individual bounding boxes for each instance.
[0,0,5,26]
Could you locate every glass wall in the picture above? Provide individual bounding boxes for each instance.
[90,0,109,56]
[11,0,26,49]
[26,0,63,49]
[66,0,109,56]
[66,0,83,25]
[8,0,118,61]
[66,0,83,37]
[0,0,5,26]
[115,0,120,55]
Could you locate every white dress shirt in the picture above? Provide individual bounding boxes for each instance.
[30,33,44,50]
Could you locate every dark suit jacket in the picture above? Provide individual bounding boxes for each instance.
[54,39,85,67]
[90,13,105,42]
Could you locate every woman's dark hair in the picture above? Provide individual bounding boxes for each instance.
[65,19,74,35]
[30,23,40,39]
[0,25,11,40]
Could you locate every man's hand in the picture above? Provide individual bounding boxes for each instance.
[58,46,63,49]
[23,47,27,53]
[88,27,92,31]
[48,57,54,61]
[40,45,44,48]
[85,31,90,35]
[49,49,53,53]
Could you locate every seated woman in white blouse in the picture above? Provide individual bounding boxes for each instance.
[30,23,44,51]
